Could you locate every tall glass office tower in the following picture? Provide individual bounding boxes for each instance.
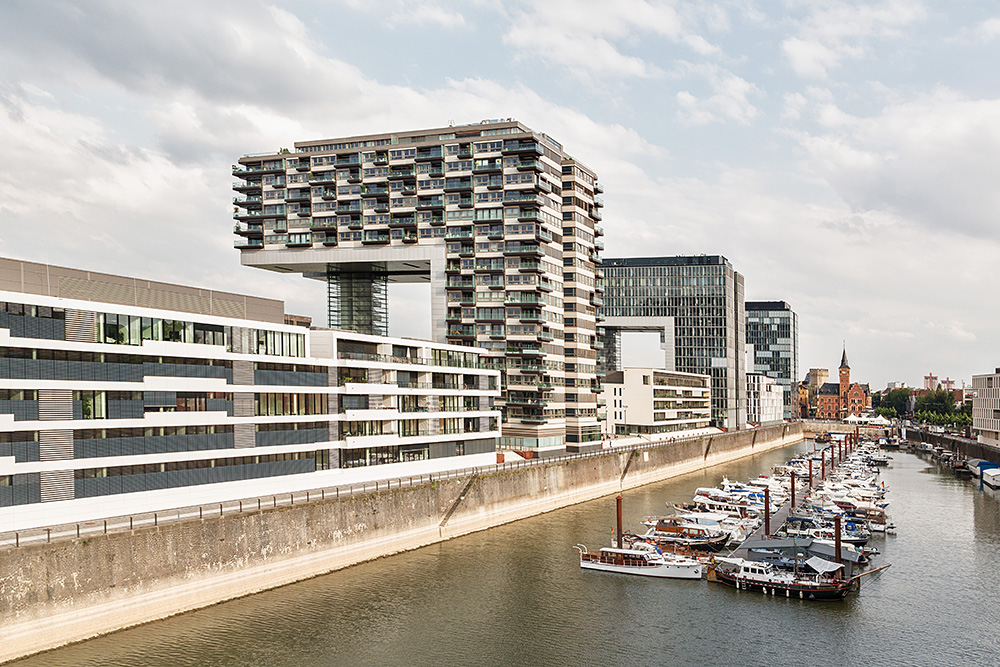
[599,255,746,430]
[745,301,799,419]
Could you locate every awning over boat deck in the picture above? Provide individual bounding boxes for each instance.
[741,538,865,563]
[806,556,845,573]
[742,538,814,551]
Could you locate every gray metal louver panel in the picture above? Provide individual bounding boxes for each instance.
[40,469,74,502]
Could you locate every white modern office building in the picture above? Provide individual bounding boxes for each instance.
[972,369,1000,448]
[746,372,784,426]
[0,257,499,531]
[604,368,712,437]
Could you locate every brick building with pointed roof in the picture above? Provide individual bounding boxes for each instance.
[815,347,872,419]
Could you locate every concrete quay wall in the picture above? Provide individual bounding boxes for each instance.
[0,422,803,663]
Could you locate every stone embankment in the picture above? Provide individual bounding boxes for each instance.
[0,422,803,663]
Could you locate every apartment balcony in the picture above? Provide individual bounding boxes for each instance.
[474,262,505,274]
[593,209,603,221]
[515,160,542,172]
[346,170,363,184]
[415,146,444,162]
[388,166,416,179]
[232,181,262,192]
[504,243,543,257]
[309,172,337,185]
[373,153,389,166]
[446,277,475,289]
[344,217,364,230]
[518,414,548,424]
[286,235,312,247]
[502,141,542,155]
[337,201,363,214]
[234,238,264,249]
[400,232,419,243]
[335,153,362,167]
[505,396,549,407]
[321,235,338,247]
[457,144,474,159]
[472,159,502,173]
[361,231,390,244]
[536,280,556,293]
[233,163,282,176]
[517,364,545,374]
[284,190,310,203]
[518,311,542,322]
[362,184,389,197]
[232,210,263,221]
[425,213,445,226]
[517,261,542,272]
[389,215,417,228]
[479,176,504,190]
[448,325,476,340]
[594,224,605,237]
[416,196,445,210]
[232,196,262,208]
[400,184,417,196]
[457,197,474,208]
[594,182,604,194]
[233,222,264,237]
[318,188,337,200]
[443,178,472,192]
[595,239,605,251]
[371,201,390,213]
[537,329,554,342]
[310,218,337,231]
[503,192,543,207]
[505,291,540,305]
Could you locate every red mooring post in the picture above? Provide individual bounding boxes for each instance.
[616,495,623,549]
[821,450,826,480]
[809,458,814,488]
[834,515,843,565]
[790,473,796,510]
[764,488,771,537]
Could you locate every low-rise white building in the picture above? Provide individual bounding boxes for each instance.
[747,372,784,426]
[605,368,711,437]
[972,369,1000,448]
[0,257,500,531]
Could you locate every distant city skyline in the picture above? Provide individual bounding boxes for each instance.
[0,1,997,389]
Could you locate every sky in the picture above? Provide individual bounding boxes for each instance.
[0,0,997,390]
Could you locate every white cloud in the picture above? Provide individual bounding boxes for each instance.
[974,17,1000,42]
[501,0,721,81]
[790,89,1000,240]
[675,63,760,125]
[781,0,927,77]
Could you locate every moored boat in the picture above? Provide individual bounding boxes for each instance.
[710,557,854,600]
[639,516,731,552]
[575,543,703,579]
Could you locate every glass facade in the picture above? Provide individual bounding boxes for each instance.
[599,256,746,430]
[745,301,799,420]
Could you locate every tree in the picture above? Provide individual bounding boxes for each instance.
[915,388,955,415]
[881,388,911,416]
[872,391,882,409]
[875,406,897,419]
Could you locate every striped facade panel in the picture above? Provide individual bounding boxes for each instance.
[233,393,254,418]
[64,309,97,343]
[38,389,72,421]
[59,277,135,307]
[234,423,256,449]
[39,429,73,461]
[40,469,74,503]
[232,360,254,385]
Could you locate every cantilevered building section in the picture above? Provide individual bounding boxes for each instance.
[599,255,746,431]
[745,301,799,420]
[233,120,604,450]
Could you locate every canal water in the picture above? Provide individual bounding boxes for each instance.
[16,443,999,667]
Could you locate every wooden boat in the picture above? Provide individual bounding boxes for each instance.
[575,543,703,579]
[639,516,731,552]
[710,557,854,600]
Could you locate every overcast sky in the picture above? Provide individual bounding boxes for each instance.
[0,0,997,390]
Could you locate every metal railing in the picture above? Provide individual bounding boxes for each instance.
[0,424,798,551]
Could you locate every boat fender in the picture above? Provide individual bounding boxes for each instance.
[762,587,767,595]
[786,589,790,598]
[799,590,803,599]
